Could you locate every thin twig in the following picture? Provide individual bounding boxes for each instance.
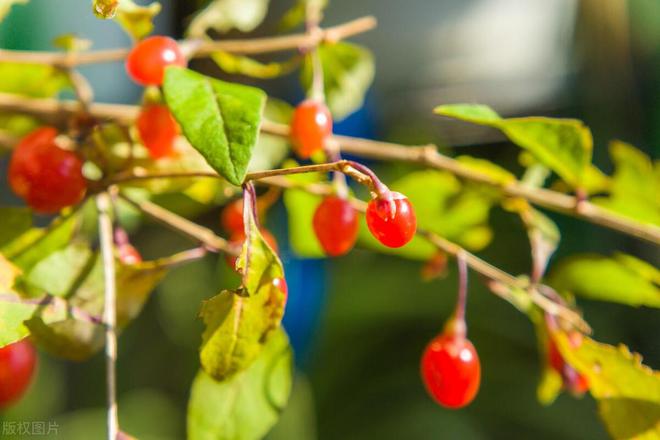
[0,16,377,67]
[95,192,119,440]
[2,93,655,244]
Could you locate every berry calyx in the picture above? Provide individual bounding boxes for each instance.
[136,104,180,159]
[290,99,332,158]
[0,339,37,408]
[313,196,359,256]
[8,127,86,214]
[272,277,288,303]
[365,191,417,248]
[125,36,186,86]
[225,229,279,269]
[421,330,481,409]
[221,199,245,234]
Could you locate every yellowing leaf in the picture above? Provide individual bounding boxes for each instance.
[0,63,71,97]
[187,0,270,37]
[188,329,292,440]
[557,335,660,440]
[115,0,161,41]
[435,104,593,189]
[549,253,659,308]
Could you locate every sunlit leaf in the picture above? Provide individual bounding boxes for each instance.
[114,0,161,41]
[548,253,660,308]
[0,63,71,97]
[188,329,292,440]
[187,0,270,37]
[0,207,31,249]
[199,273,286,380]
[163,67,266,186]
[211,52,300,79]
[301,42,375,120]
[0,0,27,22]
[557,335,660,440]
[435,104,593,188]
[277,0,327,31]
[456,155,516,185]
[52,33,93,52]
[92,0,119,18]
[593,141,660,226]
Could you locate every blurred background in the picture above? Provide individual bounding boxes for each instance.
[1,0,659,439]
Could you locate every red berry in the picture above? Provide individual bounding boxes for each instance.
[225,229,279,269]
[290,100,332,158]
[8,127,86,214]
[547,335,589,394]
[136,104,180,159]
[421,332,481,409]
[125,36,186,86]
[0,339,37,408]
[221,199,245,234]
[366,192,416,248]
[313,196,358,256]
[118,244,142,265]
[272,277,288,303]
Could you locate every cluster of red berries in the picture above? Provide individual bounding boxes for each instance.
[0,339,37,409]
[8,127,86,213]
[125,36,185,160]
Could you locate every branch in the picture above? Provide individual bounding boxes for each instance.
[1,94,658,244]
[0,16,377,67]
[117,191,234,254]
[95,192,119,440]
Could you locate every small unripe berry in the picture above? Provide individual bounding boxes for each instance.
[421,331,481,409]
[366,192,416,248]
[136,104,180,159]
[8,127,86,214]
[313,196,359,256]
[125,36,186,86]
[290,100,332,158]
[0,339,37,408]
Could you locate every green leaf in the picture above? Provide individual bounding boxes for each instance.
[358,170,496,260]
[282,166,325,258]
[163,67,267,186]
[557,335,660,440]
[435,104,593,188]
[211,52,300,79]
[114,0,161,41]
[23,247,169,360]
[0,63,71,97]
[3,212,79,272]
[52,33,93,52]
[301,42,375,120]
[593,141,660,226]
[199,276,286,380]
[187,0,270,37]
[188,329,293,440]
[548,253,660,308]
[0,0,27,21]
[236,210,284,296]
[277,0,327,31]
[0,113,41,139]
[0,207,31,249]
[456,155,516,185]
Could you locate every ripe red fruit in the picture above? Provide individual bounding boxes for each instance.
[272,277,288,303]
[290,99,332,158]
[0,339,37,408]
[312,196,359,256]
[225,229,279,269]
[8,127,86,214]
[366,192,416,248]
[125,36,186,86]
[136,104,180,159]
[118,244,142,265]
[421,332,481,409]
[221,199,245,234]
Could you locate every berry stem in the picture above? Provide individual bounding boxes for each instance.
[454,252,469,329]
[344,160,389,198]
[95,192,119,440]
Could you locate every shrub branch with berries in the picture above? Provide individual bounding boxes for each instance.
[0,1,658,439]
